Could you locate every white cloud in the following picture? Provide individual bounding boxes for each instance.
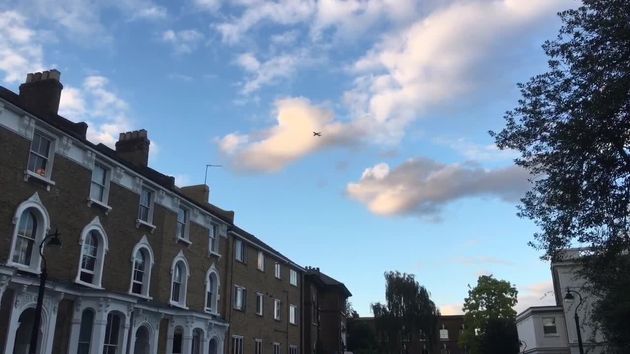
[344,0,572,143]
[215,0,316,44]
[217,97,358,172]
[235,51,307,94]
[346,158,531,219]
[162,29,204,54]
[59,75,133,147]
[0,11,44,83]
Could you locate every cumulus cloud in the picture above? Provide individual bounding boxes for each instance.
[59,76,133,147]
[346,158,531,219]
[161,29,204,54]
[217,97,358,172]
[0,11,44,83]
[344,0,572,143]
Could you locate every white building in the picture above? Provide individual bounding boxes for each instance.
[517,249,608,354]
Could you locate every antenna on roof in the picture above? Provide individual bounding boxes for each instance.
[204,164,222,185]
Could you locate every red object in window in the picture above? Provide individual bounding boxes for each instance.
[36,168,46,176]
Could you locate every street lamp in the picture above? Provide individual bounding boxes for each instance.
[29,229,62,354]
[564,288,585,354]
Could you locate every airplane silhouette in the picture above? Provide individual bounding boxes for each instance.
[313,132,322,136]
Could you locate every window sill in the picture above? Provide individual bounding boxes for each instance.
[75,279,104,290]
[256,312,263,317]
[24,170,55,191]
[257,268,265,272]
[177,237,192,246]
[136,219,156,233]
[208,251,221,258]
[290,283,297,287]
[204,309,220,316]
[129,292,153,300]
[169,301,188,309]
[7,261,40,275]
[235,259,247,264]
[87,198,112,214]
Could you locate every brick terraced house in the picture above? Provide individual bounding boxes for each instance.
[0,70,351,354]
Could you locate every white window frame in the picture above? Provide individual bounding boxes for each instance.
[543,317,558,336]
[103,312,124,354]
[75,217,109,289]
[25,129,56,186]
[289,304,297,325]
[176,205,190,243]
[88,161,112,210]
[137,185,155,229]
[257,251,265,271]
[255,339,263,354]
[256,292,264,316]
[232,336,243,354]
[234,285,246,311]
[8,193,50,273]
[274,262,281,279]
[209,224,219,255]
[289,346,298,354]
[290,269,298,286]
[274,299,281,320]
[235,239,246,263]
[128,236,154,298]
[272,343,280,354]
[205,265,220,314]
[170,251,190,308]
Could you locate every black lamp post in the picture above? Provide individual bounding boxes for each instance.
[564,288,585,354]
[29,229,61,354]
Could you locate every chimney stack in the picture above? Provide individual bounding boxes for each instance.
[19,69,63,118]
[181,184,210,204]
[115,129,150,167]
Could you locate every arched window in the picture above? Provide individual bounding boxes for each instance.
[103,312,123,354]
[129,236,154,298]
[172,327,183,354]
[77,309,94,354]
[76,217,108,288]
[79,231,98,283]
[9,193,50,272]
[192,329,203,354]
[12,209,38,266]
[205,266,220,313]
[170,251,189,307]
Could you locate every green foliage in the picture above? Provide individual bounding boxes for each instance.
[460,275,518,354]
[371,271,439,354]
[491,0,630,350]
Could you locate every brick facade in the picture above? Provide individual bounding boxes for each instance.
[0,70,351,354]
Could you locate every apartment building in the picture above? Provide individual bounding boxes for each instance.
[0,70,351,354]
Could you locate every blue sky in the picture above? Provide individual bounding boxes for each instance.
[0,0,579,315]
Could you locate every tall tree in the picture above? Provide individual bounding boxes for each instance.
[491,0,630,350]
[371,271,439,354]
[460,275,518,354]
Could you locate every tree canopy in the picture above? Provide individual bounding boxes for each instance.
[372,271,439,354]
[491,0,630,350]
[491,0,630,260]
[460,275,518,354]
